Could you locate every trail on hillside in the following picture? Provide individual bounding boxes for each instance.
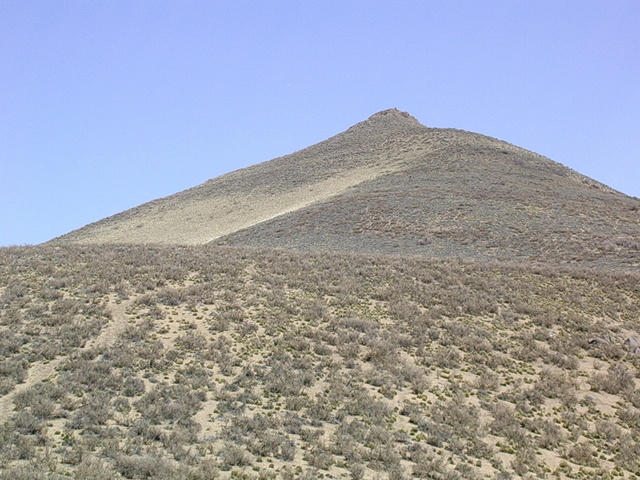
[0,296,133,423]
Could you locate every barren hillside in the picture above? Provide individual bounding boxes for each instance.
[50,110,429,245]
[50,109,640,271]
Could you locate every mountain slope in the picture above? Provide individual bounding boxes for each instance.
[50,109,428,245]
[50,109,640,269]
[214,124,639,269]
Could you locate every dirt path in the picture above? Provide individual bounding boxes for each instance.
[0,296,133,423]
[86,296,133,350]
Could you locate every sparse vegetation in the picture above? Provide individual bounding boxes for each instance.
[0,244,638,478]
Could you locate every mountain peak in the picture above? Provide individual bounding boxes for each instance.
[365,108,422,126]
[343,108,425,135]
[368,108,419,121]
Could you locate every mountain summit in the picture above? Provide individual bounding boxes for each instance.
[354,107,422,127]
[50,109,639,269]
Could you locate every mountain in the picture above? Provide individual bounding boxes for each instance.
[4,110,640,479]
[50,109,640,270]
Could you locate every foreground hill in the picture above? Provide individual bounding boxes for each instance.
[50,109,640,270]
[1,245,640,479]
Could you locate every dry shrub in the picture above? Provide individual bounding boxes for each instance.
[114,454,172,478]
[590,363,635,394]
[566,442,599,467]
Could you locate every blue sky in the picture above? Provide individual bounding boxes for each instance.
[1,1,638,246]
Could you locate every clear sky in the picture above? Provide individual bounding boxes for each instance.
[1,1,638,246]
